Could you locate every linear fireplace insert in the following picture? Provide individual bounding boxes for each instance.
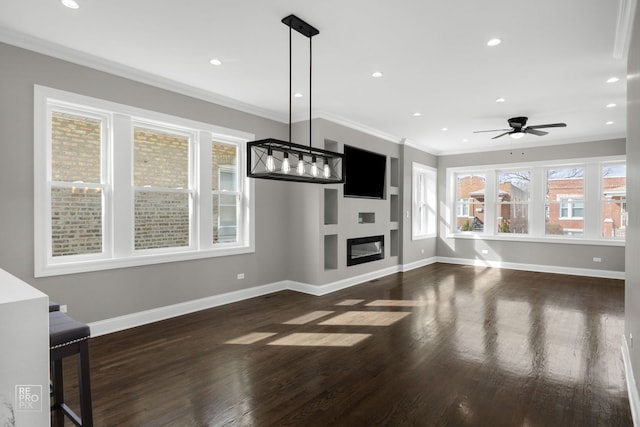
[347,235,384,266]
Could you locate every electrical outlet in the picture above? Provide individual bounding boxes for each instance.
[60,305,68,313]
[421,249,424,254]
[593,257,602,263]
[237,273,245,280]
[481,249,489,254]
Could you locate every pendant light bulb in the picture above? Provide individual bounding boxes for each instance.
[297,153,305,175]
[311,155,318,177]
[323,158,331,178]
[266,148,275,172]
[282,152,291,174]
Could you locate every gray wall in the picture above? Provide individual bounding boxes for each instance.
[401,144,438,266]
[0,42,291,323]
[436,139,626,273]
[625,3,640,403]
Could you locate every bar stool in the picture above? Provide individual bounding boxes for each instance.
[49,311,93,427]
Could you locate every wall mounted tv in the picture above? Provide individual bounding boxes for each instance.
[343,145,386,199]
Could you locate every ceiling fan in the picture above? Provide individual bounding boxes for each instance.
[474,116,567,140]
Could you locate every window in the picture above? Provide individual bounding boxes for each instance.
[212,141,240,243]
[412,163,436,239]
[134,125,192,250]
[455,173,485,232]
[446,157,626,244]
[34,86,254,276]
[49,109,108,258]
[546,167,584,236]
[497,170,530,234]
[601,162,626,239]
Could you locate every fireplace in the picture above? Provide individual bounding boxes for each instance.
[347,235,384,266]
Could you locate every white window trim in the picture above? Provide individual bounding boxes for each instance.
[34,85,255,277]
[445,155,626,247]
[412,162,437,240]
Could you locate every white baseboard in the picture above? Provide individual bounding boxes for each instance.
[401,256,438,272]
[89,281,287,337]
[287,265,401,296]
[622,334,640,426]
[89,257,623,337]
[436,256,625,280]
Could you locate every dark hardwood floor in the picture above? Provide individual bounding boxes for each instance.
[56,263,632,426]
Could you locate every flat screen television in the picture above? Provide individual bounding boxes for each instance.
[343,145,386,199]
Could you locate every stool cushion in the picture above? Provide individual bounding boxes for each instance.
[49,311,90,348]
[49,301,60,312]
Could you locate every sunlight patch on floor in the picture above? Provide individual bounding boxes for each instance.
[267,333,371,347]
[225,332,278,345]
[319,311,411,326]
[283,310,335,325]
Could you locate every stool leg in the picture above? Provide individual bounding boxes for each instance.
[51,359,64,426]
[77,341,93,427]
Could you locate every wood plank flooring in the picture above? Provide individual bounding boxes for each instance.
[56,263,632,426]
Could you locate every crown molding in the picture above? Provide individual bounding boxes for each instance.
[613,0,638,59]
[0,27,287,123]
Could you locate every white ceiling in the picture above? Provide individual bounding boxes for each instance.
[0,0,630,155]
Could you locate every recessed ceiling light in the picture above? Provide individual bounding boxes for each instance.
[441,127,448,131]
[462,138,469,142]
[209,58,222,66]
[294,92,303,98]
[495,97,505,103]
[606,103,617,108]
[371,71,383,78]
[413,112,422,117]
[487,38,502,47]
[61,0,79,9]
[606,121,614,125]
[607,77,620,83]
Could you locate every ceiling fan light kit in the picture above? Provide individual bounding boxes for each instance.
[474,116,567,140]
[247,14,345,184]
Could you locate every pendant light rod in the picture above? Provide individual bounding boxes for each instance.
[289,25,292,144]
[309,35,312,150]
[281,14,319,150]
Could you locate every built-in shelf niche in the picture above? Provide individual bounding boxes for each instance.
[390,194,399,222]
[324,188,338,225]
[358,212,375,224]
[390,229,399,257]
[390,157,399,188]
[324,234,338,270]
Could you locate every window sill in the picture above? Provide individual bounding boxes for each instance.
[445,233,625,247]
[35,245,255,277]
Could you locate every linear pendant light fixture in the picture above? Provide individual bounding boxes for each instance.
[247,14,345,184]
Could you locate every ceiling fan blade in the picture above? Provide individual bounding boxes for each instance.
[491,132,510,139]
[473,128,512,133]
[527,123,567,130]
[525,129,548,136]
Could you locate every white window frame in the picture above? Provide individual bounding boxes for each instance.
[456,199,471,217]
[412,162,437,240]
[445,156,625,246]
[34,85,255,277]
